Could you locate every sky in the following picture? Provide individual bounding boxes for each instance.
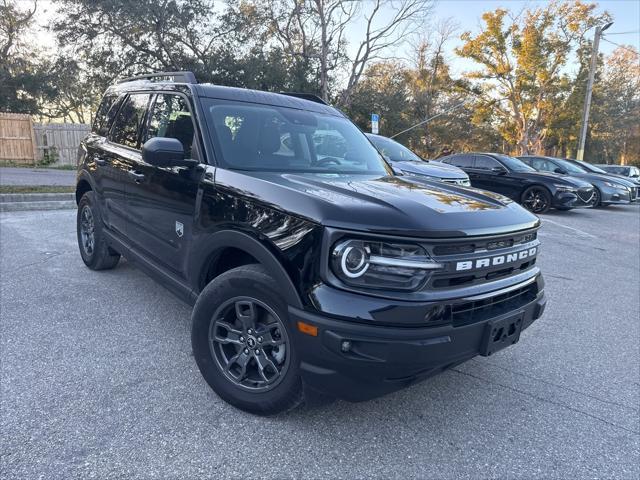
[31,0,640,77]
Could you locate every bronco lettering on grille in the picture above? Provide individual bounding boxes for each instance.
[456,247,537,271]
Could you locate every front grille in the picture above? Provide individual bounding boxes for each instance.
[577,187,595,204]
[432,231,537,256]
[441,178,470,186]
[631,187,638,201]
[449,282,538,327]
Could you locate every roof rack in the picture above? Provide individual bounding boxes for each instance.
[117,71,197,85]
[279,92,327,105]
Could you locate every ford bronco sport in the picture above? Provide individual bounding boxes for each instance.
[76,71,546,415]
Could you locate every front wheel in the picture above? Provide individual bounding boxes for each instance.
[191,264,303,415]
[521,186,552,214]
[589,187,602,207]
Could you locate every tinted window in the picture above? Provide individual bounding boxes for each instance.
[367,135,422,162]
[475,155,501,170]
[146,94,195,157]
[493,154,535,172]
[93,94,121,136]
[554,158,586,174]
[202,99,390,174]
[109,94,150,149]
[444,154,473,168]
[529,157,554,172]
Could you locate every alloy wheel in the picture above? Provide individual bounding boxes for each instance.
[209,297,290,392]
[523,188,549,213]
[80,205,95,256]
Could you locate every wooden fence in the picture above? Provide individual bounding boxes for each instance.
[0,113,36,163]
[0,113,90,166]
[33,123,90,165]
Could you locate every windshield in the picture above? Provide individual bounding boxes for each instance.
[554,158,587,174]
[202,99,391,175]
[576,160,607,174]
[367,135,422,162]
[494,154,535,172]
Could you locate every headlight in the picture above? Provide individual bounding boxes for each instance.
[330,239,443,291]
[553,184,577,192]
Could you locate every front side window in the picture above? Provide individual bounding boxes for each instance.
[109,94,150,149]
[202,99,390,175]
[145,94,195,157]
[530,158,553,172]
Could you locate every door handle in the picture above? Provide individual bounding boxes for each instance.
[93,154,106,166]
[128,170,145,183]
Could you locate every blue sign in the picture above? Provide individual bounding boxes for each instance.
[371,113,379,134]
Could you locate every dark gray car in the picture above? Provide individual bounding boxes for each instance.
[366,134,470,186]
[519,156,634,206]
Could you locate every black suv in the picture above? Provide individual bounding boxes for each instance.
[439,152,594,213]
[76,72,546,415]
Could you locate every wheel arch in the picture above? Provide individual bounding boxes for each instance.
[75,171,95,205]
[190,230,303,309]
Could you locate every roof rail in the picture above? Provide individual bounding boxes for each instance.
[117,71,197,84]
[279,92,327,105]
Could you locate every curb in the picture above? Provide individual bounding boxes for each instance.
[0,200,77,212]
[0,193,75,203]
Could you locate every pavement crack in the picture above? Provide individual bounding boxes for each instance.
[471,359,640,412]
[452,367,640,436]
[3,252,67,274]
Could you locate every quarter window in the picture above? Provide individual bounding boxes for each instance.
[145,94,195,157]
[109,94,151,149]
[93,94,121,137]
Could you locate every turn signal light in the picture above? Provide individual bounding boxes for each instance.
[297,321,318,337]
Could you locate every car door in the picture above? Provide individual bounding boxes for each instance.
[82,93,127,234]
[465,154,507,194]
[95,93,151,237]
[126,92,202,277]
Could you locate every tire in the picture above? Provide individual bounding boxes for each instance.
[590,187,602,208]
[191,264,303,415]
[77,191,120,270]
[521,186,552,214]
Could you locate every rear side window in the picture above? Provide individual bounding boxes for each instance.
[446,154,473,168]
[109,94,151,149]
[145,94,195,157]
[93,94,121,136]
[475,155,501,170]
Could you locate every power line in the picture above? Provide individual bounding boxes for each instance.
[605,30,640,35]
[601,38,639,56]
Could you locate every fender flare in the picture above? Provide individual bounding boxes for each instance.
[75,170,97,204]
[189,229,303,309]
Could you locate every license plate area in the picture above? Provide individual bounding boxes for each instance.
[480,313,523,356]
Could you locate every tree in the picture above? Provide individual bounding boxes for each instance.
[456,1,611,155]
[0,0,56,114]
[265,0,433,105]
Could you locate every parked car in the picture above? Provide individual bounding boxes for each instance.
[519,156,635,206]
[438,152,594,213]
[565,159,639,201]
[596,164,640,180]
[365,133,470,186]
[76,72,546,415]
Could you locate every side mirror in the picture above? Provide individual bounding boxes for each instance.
[491,166,507,175]
[554,167,567,174]
[142,138,198,168]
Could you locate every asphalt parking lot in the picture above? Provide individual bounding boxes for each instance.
[1,205,639,479]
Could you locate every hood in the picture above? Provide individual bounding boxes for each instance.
[603,172,640,186]
[511,170,592,188]
[566,171,634,186]
[215,170,539,238]
[392,160,468,180]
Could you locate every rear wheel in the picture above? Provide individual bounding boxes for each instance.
[521,186,551,214]
[77,191,120,270]
[191,264,303,415]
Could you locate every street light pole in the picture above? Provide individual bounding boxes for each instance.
[577,21,613,160]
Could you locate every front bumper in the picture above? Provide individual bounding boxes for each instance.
[289,275,546,402]
[601,186,632,205]
[552,188,594,209]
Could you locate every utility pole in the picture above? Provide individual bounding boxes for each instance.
[577,21,613,160]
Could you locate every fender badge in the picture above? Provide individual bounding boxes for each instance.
[175,221,184,238]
